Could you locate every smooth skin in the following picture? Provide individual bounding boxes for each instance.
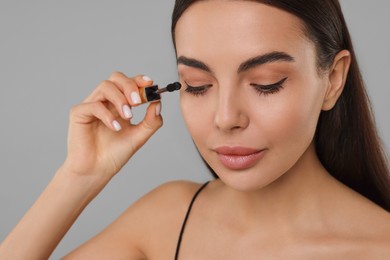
[1,1,389,260]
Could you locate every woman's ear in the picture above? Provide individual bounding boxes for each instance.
[322,49,351,111]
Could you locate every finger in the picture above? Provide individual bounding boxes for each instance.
[126,101,163,151]
[70,102,123,132]
[134,74,154,88]
[83,80,133,120]
[111,73,154,88]
[109,72,154,107]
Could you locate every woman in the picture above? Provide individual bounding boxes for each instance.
[1,0,389,259]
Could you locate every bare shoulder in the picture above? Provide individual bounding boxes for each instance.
[137,180,206,209]
[365,209,390,257]
[349,194,390,237]
[338,191,390,258]
[317,180,390,258]
[64,180,205,259]
[127,180,206,258]
[130,180,206,227]
[354,212,390,259]
[363,204,390,255]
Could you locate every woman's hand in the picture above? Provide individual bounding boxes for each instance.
[0,72,163,259]
[62,72,162,182]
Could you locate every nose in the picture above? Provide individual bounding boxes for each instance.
[214,86,249,133]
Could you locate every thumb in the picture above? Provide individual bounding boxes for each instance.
[129,101,163,152]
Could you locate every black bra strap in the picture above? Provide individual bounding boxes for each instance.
[174,181,210,260]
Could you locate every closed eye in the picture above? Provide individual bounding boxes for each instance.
[250,77,288,96]
[184,82,213,97]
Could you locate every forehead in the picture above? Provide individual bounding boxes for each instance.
[175,1,312,63]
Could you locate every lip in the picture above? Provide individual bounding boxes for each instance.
[214,146,265,170]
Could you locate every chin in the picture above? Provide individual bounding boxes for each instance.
[213,166,284,192]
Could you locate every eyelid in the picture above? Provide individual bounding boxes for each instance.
[250,77,288,96]
[184,82,213,96]
[183,77,287,97]
[250,77,288,88]
[185,82,213,88]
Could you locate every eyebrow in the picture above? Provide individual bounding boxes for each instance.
[177,56,211,72]
[177,51,295,74]
[237,51,295,73]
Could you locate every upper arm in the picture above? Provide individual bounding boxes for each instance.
[62,180,201,260]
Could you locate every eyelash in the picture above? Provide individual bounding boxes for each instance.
[184,77,288,97]
[250,77,288,96]
[184,83,212,97]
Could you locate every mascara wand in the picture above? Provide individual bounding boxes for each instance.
[154,82,182,94]
[139,82,182,103]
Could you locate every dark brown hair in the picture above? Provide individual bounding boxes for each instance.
[171,0,390,211]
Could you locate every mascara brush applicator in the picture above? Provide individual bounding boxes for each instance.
[139,82,182,104]
[154,82,182,94]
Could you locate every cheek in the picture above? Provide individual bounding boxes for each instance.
[256,83,324,159]
[224,87,324,190]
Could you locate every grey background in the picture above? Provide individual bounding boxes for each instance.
[0,1,388,258]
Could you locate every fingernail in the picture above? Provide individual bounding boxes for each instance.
[142,75,152,81]
[155,103,161,116]
[122,105,133,119]
[112,120,122,131]
[131,92,141,104]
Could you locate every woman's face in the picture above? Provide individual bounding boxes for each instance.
[175,1,329,191]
